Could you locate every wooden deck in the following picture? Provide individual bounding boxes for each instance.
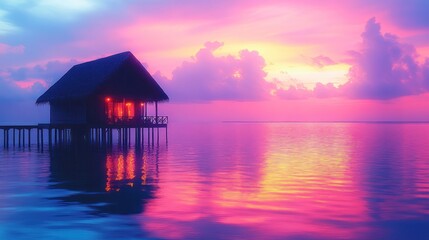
[0,116,168,150]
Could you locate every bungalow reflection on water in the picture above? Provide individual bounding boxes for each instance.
[49,146,161,215]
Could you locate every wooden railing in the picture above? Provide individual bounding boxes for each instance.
[106,116,168,125]
[141,116,168,125]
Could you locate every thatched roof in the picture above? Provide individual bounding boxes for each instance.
[36,51,169,104]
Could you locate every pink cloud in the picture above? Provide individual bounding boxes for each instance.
[0,43,24,54]
[7,60,76,85]
[158,42,273,102]
[311,55,336,68]
[14,78,47,89]
[0,60,77,100]
[313,83,339,98]
[275,83,340,100]
[275,85,312,100]
[423,59,429,88]
[0,78,38,100]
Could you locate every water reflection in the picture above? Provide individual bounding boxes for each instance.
[349,124,429,239]
[136,123,429,239]
[3,123,429,239]
[49,145,160,215]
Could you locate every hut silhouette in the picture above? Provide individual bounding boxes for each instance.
[37,51,168,126]
[35,51,169,147]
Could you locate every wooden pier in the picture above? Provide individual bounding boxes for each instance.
[0,116,168,150]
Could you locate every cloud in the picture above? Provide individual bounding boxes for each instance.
[0,9,18,34]
[314,83,340,98]
[1,0,101,22]
[0,76,39,100]
[0,43,24,54]
[275,85,312,100]
[311,55,336,68]
[276,18,429,100]
[30,0,100,21]
[158,42,273,102]
[421,59,429,89]
[342,17,426,99]
[0,60,77,100]
[8,60,76,84]
[275,82,340,100]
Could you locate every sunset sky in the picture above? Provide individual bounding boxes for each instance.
[0,0,428,122]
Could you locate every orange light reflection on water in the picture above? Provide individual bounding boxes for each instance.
[212,133,368,238]
[136,124,372,239]
[105,150,138,192]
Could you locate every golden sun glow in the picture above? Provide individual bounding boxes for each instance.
[267,63,350,88]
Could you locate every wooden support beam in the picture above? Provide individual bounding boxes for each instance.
[166,126,168,144]
[147,127,150,146]
[157,128,159,146]
[41,129,44,152]
[28,129,31,148]
[3,129,6,148]
[128,128,131,147]
[55,129,58,144]
[18,129,21,147]
[48,128,52,148]
[21,130,23,147]
[37,129,40,149]
[151,127,154,146]
[155,101,158,125]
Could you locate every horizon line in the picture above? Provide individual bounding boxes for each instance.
[222,120,429,124]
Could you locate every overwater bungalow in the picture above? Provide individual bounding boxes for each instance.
[1,51,169,148]
[36,51,169,127]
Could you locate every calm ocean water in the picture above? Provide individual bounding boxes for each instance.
[1,122,429,240]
